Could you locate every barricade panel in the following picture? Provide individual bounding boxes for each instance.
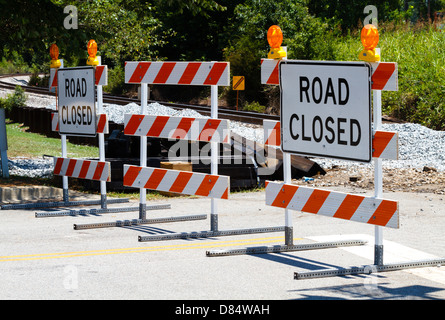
[123,165,229,199]
[125,61,230,86]
[265,181,399,229]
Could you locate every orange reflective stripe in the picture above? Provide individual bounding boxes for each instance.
[271,184,298,208]
[333,194,364,220]
[368,200,398,227]
[301,189,330,214]
[169,171,193,194]
[373,131,394,158]
[195,175,218,197]
[144,169,167,190]
[65,159,77,177]
[78,160,91,179]
[123,166,141,186]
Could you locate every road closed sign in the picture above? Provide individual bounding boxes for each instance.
[57,67,96,137]
[280,60,371,162]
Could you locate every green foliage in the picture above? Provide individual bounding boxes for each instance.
[104,65,128,95]
[76,0,166,65]
[0,49,32,74]
[223,0,339,109]
[2,0,445,130]
[307,0,404,30]
[243,101,266,113]
[0,86,27,112]
[333,21,445,130]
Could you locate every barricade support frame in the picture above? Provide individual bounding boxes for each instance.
[122,60,285,242]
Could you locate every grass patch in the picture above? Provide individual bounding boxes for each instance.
[6,120,99,158]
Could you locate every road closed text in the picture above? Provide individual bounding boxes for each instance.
[60,105,94,126]
[57,67,96,137]
[288,114,361,146]
[280,61,371,162]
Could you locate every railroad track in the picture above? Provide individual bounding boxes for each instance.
[0,74,279,125]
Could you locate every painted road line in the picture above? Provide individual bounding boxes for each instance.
[0,236,303,262]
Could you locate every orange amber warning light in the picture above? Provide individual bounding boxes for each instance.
[267,25,286,59]
[87,39,99,66]
[49,44,61,68]
[359,24,380,62]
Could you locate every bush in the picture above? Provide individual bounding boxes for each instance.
[0,86,27,112]
[28,71,49,88]
[243,100,266,113]
[222,0,339,109]
[103,65,128,95]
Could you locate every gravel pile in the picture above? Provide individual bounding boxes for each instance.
[103,102,265,143]
[316,122,445,172]
[105,102,445,172]
[8,157,54,179]
[4,89,445,177]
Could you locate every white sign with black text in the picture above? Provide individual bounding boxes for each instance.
[280,60,371,162]
[57,67,96,137]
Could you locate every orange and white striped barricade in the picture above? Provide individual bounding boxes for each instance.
[370,62,398,91]
[264,120,399,160]
[53,157,111,182]
[261,59,280,85]
[295,56,443,279]
[265,182,398,228]
[3,60,126,212]
[261,58,398,91]
[49,68,59,92]
[75,62,231,230]
[124,60,230,224]
[94,62,109,210]
[119,60,285,241]
[123,115,230,143]
[125,61,230,86]
[124,166,229,199]
[32,60,139,216]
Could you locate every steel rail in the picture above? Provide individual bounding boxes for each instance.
[0,75,279,125]
[0,74,403,125]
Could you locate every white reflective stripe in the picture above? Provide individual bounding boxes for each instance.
[181,173,205,195]
[317,192,348,218]
[287,187,314,212]
[265,182,284,206]
[157,170,179,191]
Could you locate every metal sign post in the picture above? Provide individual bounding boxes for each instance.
[294,86,445,279]
[0,108,9,178]
[97,58,107,210]
[210,85,219,232]
[293,26,445,279]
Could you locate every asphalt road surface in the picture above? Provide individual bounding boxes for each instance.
[1,187,444,302]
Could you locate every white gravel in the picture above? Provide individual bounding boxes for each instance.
[315,122,445,172]
[3,83,445,177]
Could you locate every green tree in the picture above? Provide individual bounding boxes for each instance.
[222,0,338,110]
[306,0,405,30]
[0,0,84,69]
